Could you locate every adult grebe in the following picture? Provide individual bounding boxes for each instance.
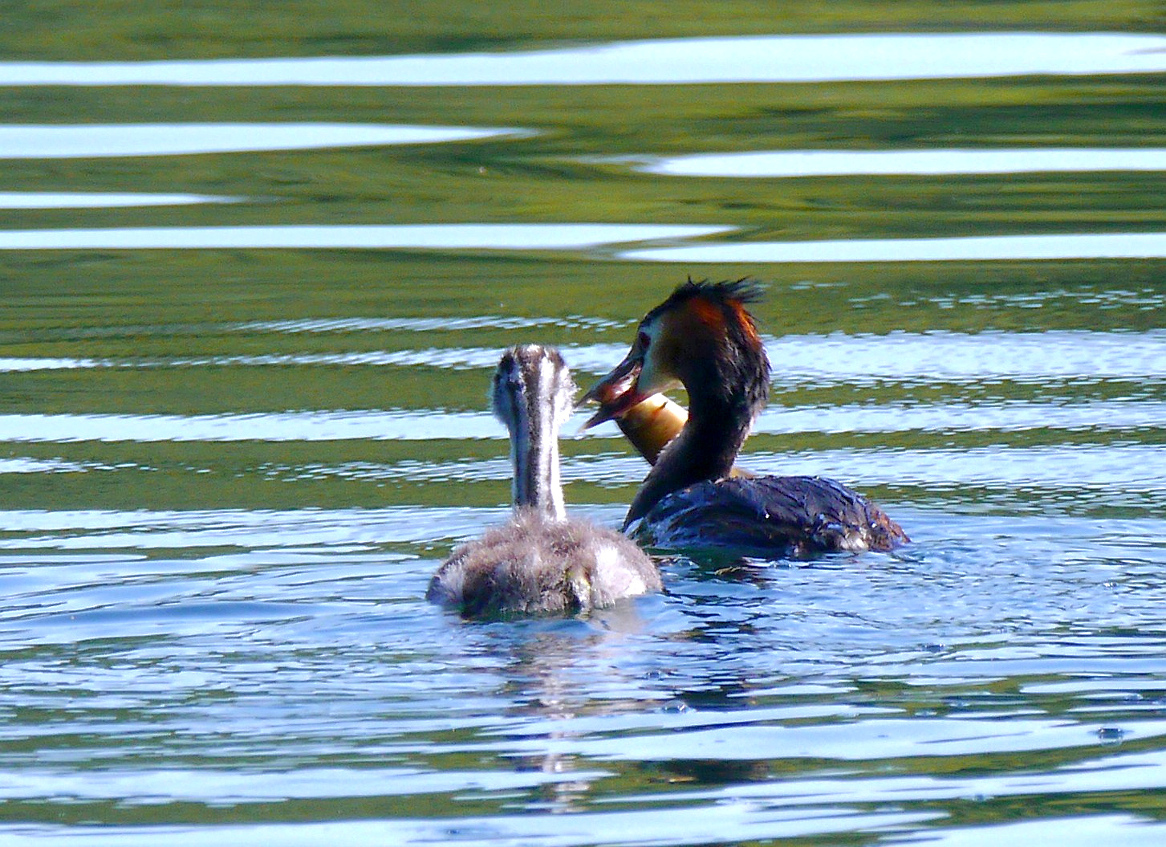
[427,344,662,617]
[583,279,907,558]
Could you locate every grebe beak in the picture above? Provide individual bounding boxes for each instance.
[579,349,647,430]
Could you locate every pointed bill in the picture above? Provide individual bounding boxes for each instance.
[578,352,646,430]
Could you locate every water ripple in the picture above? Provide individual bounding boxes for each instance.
[0,223,731,251]
[4,331,1164,384]
[0,507,498,549]
[0,192,243,208]
[573,444,1166,493]
[0,807,942,847]
[0,504,1162,846]
[0,123,520,158]
[2,397,1163,444]
[758,330,1166,385]
[621,232,1166,263]
[637,148,1166,178]
[235,315,615,334]
[1,33,1164,86]
[0,410,499,443]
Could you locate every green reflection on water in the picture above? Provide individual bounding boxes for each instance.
[2,1,1162,60]
[1,2,1164,522]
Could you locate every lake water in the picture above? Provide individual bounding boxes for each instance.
[2,4,1166,845]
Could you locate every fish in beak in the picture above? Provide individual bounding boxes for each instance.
[579,347,648,430]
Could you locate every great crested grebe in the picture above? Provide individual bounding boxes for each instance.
[427,344,662,617]
[583,279,907,558]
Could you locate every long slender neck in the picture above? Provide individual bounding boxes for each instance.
[510,390,567,522]
[624,389,753,528]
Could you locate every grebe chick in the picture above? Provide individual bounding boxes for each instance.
[427,344,661,618]
[583,280,907,558]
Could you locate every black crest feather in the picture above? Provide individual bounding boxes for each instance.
[660,276,765,312]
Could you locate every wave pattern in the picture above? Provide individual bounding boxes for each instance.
[3,16,1166,847]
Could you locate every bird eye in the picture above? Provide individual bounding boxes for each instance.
[637,330,650,349]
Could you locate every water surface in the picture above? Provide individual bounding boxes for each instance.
[0,223,730,251]
[0,123,519,158]
[2,6,1165,846]
[4,33,1166,85]
[622,232,1166,262]
[639,148,1166,177]
[0,192,242,208]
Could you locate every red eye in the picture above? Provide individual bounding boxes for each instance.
[637,331,650,349]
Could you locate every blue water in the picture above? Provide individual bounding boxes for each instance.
[3,508,1166,844]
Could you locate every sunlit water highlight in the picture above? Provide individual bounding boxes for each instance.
[0,397,1163,445]
[622,232,1166,262]
[639,148,1166,177]
[0,192,243,208]
[0,123,519,158]
[0,223,731,251]
[6,442,1162,508]
[236,315,618,334]
[2,33,1166,86]
[4,330,1165,381]
[11,444,1159,508]
[0,410,497,442]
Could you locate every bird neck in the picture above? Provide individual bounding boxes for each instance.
[624,391,753,528]
[510,402,567,522]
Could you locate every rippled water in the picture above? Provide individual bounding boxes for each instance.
[3,3,1166,844]
[5,32,1166,85]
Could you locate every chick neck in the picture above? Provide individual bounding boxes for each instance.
[502,362,570,523]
